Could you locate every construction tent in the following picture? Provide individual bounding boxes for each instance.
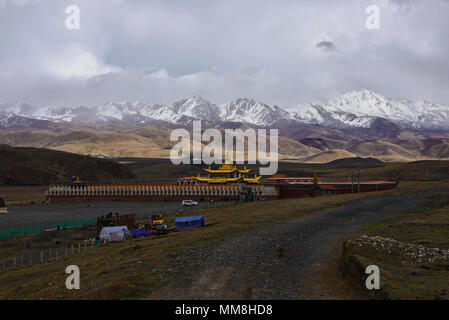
[174,216,204,231]
[99,226,129,242]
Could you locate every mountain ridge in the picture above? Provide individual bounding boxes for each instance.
[2,89,449,131]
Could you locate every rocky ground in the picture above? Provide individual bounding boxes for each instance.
[148,189,449,299]
[346,236,449,264]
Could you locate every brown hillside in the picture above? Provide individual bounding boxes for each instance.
[1,125,449,162]
[301,150,357,163]
[0,146,134,186]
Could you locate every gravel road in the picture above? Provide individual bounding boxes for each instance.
[151,189,449,299]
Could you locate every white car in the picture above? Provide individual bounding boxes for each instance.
[0,207,9,215]
[182,200,199,207]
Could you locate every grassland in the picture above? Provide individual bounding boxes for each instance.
[0,180,446,300]
[1,159,449,299]
[125,158,449,184]
[343,191,449,300]
[0,186,47,206]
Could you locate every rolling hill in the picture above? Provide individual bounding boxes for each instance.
[0,146,134,186]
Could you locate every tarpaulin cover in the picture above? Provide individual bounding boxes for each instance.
[131,229,153,238]
[174,216,204,231]
[100,226,128,234]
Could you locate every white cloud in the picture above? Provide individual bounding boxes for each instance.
[44,45,120,79]
[0,0,448,107]
[0,0,38,9]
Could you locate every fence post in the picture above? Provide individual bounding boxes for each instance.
[65,247,68,257]
[78,242,81,254]
[84,241,87,251]
[91,240,94,249]
[71,244,74,255]
[29,252,32,265]
[55,250,58,261]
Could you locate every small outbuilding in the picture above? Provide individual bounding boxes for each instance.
[174,216,205,231]
[99,226,129,242]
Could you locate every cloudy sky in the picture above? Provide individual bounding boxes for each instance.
[0,0,448,107]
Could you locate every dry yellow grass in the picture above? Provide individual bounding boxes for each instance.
[0,186,47,206]
[300,149,357,163]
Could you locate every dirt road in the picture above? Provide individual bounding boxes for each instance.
[150,189,448,299]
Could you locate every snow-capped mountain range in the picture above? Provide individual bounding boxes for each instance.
[1,90,448,130]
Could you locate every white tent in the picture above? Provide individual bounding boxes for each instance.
[99,226,129,242]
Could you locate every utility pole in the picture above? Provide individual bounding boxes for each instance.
[356,168,361,193]
[351,170,354,193]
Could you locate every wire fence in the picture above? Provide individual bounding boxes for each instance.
[0,239,101,272]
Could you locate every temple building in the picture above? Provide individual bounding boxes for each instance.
[178,162,262,185]
[45,161,398,204]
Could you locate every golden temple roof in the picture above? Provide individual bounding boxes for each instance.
[203,163,251,175]
[193,175,242,184]
[194,161,261,184]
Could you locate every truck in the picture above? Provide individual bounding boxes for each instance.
[151,214,165,226]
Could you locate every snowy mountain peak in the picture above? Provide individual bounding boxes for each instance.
[172,96,221,122]
[1,90,448,130]
[341,89,386,101]
[221,98,291,126]
[290,89,449,129]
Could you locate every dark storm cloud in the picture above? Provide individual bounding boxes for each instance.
[0,0,448,107]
